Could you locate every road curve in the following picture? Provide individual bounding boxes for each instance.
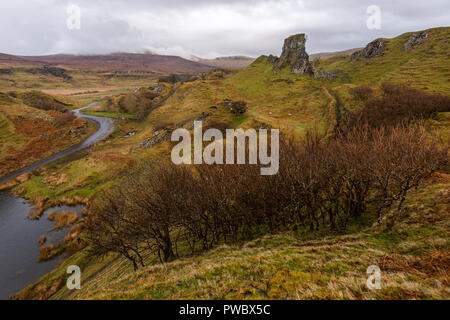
[0,102,115,185]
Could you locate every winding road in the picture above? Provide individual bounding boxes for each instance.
[0,102,115,300]
[0,102,115,185]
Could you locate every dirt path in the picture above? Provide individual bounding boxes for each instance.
[326,87,343,132]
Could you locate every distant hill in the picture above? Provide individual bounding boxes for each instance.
[0,52,213,74]
[0,53,42,66]
[309,48,362,61]
[191,55,255,68]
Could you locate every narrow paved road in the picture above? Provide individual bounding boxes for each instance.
[0,102,115,185]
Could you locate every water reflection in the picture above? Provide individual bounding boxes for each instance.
[0,191,83,299]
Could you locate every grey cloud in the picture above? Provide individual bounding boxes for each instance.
[0,0,448,57]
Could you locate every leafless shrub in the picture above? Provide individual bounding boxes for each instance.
[86,122,447,269]
[345,83,450,129]
[350,84,373,101]
[86,187,145,270]
[363,123,447,226]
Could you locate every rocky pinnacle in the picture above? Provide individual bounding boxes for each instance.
[272,33,314,75]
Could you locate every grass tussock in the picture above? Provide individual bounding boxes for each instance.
[38,244,63,262]
[47,211,78,230]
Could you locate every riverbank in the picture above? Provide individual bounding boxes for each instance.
[0,102,115,299]
[0,191,85,299]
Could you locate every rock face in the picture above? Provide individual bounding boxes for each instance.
[351,39,386,60]
[219,99,247,114]
[272,34,314,75]
[313,69,341,81]
[0,68,12,74]
[133,130,170,151]
[404,31,429,51]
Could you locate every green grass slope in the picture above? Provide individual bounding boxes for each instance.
[316,27,450,93]
[13,178,449,300]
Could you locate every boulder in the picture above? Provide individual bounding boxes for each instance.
[351,39,386,60]
[313,69,342,80]
[153,84,165,94]
[219,99,247,114]
[133,130,170,151]
[404,31,429,51]
[267,54,279,64]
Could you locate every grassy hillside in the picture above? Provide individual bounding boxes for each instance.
[0,65,160,92]
[0,91,96,178]
[12,177,449,300]
[315,27,450,94]
[9,27,450,300]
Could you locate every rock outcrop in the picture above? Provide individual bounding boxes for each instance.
[133,130,170,151]
[351,39,386,60]
[404,31,429,51]
[0,68,12,74]
[313,69,342,81]
[272,34,314,75]
[219,99,247,114]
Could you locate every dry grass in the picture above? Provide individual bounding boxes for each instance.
[38,235,47,246]
[10,279,63,301]
[47,211,78,229]
[38,244,62,262]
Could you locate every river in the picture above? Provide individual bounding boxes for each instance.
[0,102,114,299]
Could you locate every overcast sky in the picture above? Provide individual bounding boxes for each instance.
[0,0,448,58]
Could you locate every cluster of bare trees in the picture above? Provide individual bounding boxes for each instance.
[277,123,446,231]
[86,121,447,270]
[345,83,450,128]
[102,89,159,119]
